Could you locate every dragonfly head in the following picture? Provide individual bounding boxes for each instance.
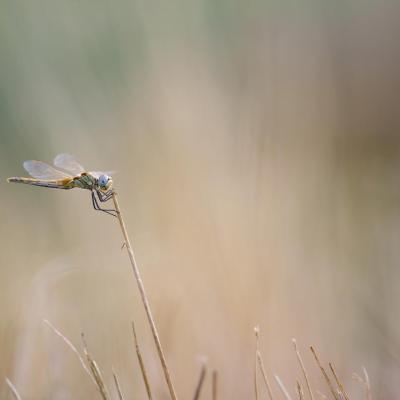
[98,174,113,191]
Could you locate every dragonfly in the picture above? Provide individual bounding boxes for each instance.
[7,153,117,217]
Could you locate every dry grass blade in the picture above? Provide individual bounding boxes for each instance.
[113,193,178,400]
[328,363,349,400]
[274,374,293,400]
[310,347,339,400]
[43,319,96,387]
[352,368,372,400]
[193,363,207,400]
[296,381,304,400]
[6,378,22,400]
[255,327,274,400]
[112,368,126,400]
[254,327,260,400]
[81,333,111,400]
[257,352,274,400]
[292,339,314,400]
[363,367,372,400]
[132,321,153,400]
[212,370,218,400]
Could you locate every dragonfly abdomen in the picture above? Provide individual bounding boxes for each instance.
[7,177,74,189]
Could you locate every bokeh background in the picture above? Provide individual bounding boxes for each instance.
[1,1,400,399]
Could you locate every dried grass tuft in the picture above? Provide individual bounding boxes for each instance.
[292,339,314,400]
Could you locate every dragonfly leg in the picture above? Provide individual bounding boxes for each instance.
[91,191,117,217]
[97,189,114,203]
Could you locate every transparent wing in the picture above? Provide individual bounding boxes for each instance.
[90,170,115,178]
[53,153,85,176]
[23,160,73,179]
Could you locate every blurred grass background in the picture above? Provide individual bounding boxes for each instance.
[1,0,400,399]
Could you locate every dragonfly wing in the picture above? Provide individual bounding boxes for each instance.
[23,160,73,179]
[54,153,85,176]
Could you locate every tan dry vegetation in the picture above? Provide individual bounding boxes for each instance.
[1,1,400,399]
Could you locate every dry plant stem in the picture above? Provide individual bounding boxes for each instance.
[328,363,349,400]
[254,327,260,400]
[363,367,372,400]
[112,369,126,400]
[352,369,372,400]
[82,333,110,400]
[257,352,274,400]
[310,347,339,400]
[6,378,22,400]
[292,339,314,400]
[43,319,96,387]
[212,370,218,400]
[193,364,207,400]
[254,327,274,400]
[112,193,178,400]
[296,381,304,400]
[132,321,153,400]
[274,375,293,400]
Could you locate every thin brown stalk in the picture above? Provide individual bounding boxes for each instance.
[257,352,274,400]
[254,327,260,400]
[43,319,96,387]
[296,381,304,400]
[292,339,314,400]
[254,327,274,400]
[212,370,218,400]
[352,368,372,400]
[132,321,153,400]
[309,347,339,400]
[112,193,178,400]
[363,367,372,400]
[274,374,293,400]
[81,333,110,400]
[328,363,349,400]
[5,378,22,400]
[112,368,126,400]
[193,363,207,400]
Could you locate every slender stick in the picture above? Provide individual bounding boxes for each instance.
[296,381,304,400]
[352,368,372,400]
[328,363,349,400]
[274,375,292,400]
[112,368,126,400]
[112,193,178,400]
[212,370,218,400]
[254,327,274,400]
[43,319,97,387]
[257,352,275,400]
[362,367,372,400]
[292,339,314,400]
[5,378,22,400]
[254,327,260,400]
[193,363,207,400]
[132,321,153,400]
[309,347,339,400]
[82,333,111,400]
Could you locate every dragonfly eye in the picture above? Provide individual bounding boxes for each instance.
[98,174,112,190]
